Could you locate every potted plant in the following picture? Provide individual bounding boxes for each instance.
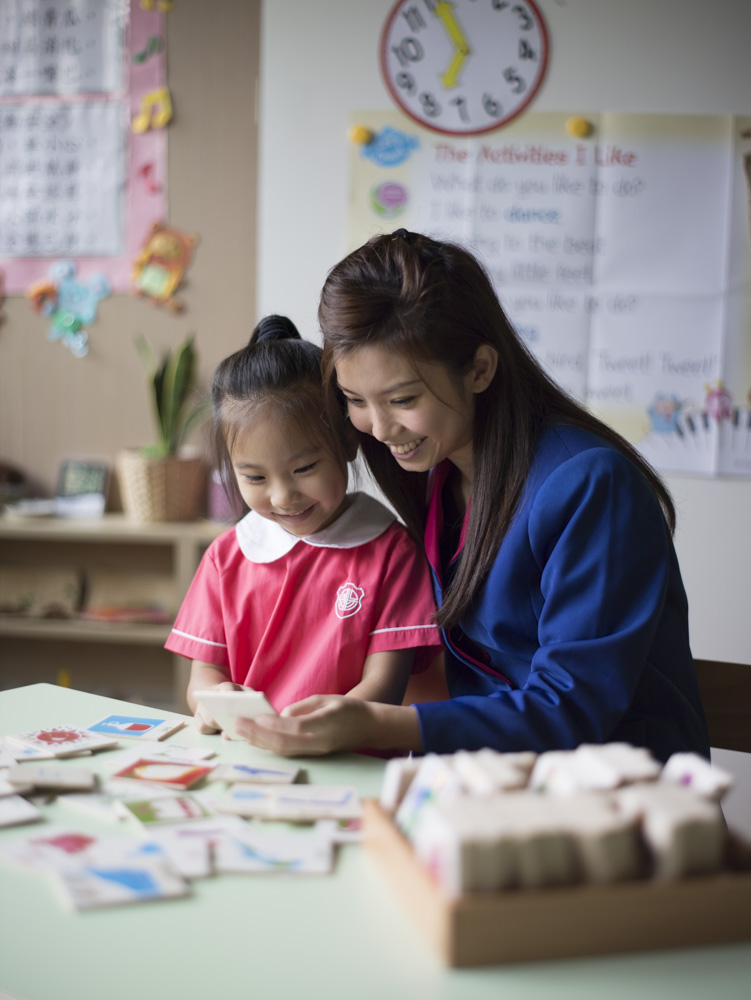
[117,333,209,522]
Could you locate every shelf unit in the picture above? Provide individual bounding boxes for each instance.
[0,514,227,712]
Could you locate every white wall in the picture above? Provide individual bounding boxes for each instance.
[257,3,751,824]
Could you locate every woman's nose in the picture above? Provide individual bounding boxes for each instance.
[370,408,398,443]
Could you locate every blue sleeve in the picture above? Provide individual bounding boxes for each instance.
[415,449,671,753]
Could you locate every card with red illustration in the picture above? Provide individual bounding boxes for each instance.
[112,758,215,790]
[6,726,119,757]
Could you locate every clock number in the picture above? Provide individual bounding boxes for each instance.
[419,92,440,117]
[519,38,537,60]
[391,36,424,68]
[396,71,417,94]
[491,1,510,10]
[449,96,469,123]
[512,4,533,30]
[503,67,526,94]
[400,5,426,32]
[482,92,503,118]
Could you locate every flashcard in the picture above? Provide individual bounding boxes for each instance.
[52,854,189,910]
[7,763,96,792]
[57,792,129,822]
[108,742,216,772]
[0,772,34,797]
[212,826,334,875]
[141,816,248,879]
[87,714,186,741]
[7,726,119,757]
[316,817,363,845]
[207,762,300,785]
[112,759,215,790]
[1,735,56,761]
[195,688,277,739]
[213,784,363,822]
[118,793,214,825]
[0,794,43,828]
[0,740,18,767]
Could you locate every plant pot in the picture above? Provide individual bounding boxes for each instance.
[116,448,207,522]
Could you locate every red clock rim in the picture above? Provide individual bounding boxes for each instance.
[378,0,549,137]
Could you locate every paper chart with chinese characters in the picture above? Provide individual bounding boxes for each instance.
[348,111,751,477]
[0,0,168,292]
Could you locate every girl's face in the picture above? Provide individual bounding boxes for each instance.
[229,409,350,537]
[336,344,481,482]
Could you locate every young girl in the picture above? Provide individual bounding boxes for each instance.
[236,232,710,762]
[165,315,442,733]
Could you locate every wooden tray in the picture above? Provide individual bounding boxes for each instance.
[363,798,751,967]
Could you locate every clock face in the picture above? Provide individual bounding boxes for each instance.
[380,0,548,136]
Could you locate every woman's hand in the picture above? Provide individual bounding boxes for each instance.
[235,696,423,757]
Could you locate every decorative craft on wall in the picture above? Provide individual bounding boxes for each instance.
[26,261,110,358]
[0,0,168,295]
[132,222,198,312]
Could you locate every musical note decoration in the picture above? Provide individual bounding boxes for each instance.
[131,87,173,133]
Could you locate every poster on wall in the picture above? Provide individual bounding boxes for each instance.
[348,111,751,478]
[0,0,168,292]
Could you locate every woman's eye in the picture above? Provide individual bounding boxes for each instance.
[344,396,364,408]
[392,396,415,407]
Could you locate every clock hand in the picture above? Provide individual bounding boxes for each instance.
[433,1,471,89]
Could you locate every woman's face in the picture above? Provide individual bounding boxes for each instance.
[335,344,479,480]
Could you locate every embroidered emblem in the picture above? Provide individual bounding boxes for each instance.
[335,582,364,619]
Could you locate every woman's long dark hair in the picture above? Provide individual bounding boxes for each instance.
[319,231,676,630]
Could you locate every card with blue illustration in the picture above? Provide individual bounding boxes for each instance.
[87,714,185,741]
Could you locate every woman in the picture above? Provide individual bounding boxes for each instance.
[236,231,709,762]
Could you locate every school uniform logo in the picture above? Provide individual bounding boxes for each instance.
[335,582,364,619]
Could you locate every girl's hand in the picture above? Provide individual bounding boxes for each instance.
[234,695,374,756]
[192,680,245,734]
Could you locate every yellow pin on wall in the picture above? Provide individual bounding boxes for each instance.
[566,117,594,138]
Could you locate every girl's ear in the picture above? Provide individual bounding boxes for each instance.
[470,344,499,394]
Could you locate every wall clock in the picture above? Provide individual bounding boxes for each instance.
[380,0,549,136]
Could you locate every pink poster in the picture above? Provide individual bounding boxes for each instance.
[0,0,168,293]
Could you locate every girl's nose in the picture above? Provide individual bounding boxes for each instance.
[270,482,298,509]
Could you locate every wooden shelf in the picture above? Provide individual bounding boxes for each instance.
[0,514,228,710]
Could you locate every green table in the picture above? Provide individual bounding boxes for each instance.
[1,685,749,1000]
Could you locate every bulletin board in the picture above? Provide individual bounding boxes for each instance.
[348,111,751,478]
[0,0,168,293]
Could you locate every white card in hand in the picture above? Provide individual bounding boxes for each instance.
[195,689,277,739]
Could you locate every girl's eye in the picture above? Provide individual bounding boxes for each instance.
[243,475,264,484]
[294,462,317,474]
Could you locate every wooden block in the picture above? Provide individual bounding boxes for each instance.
[363,799,751,967]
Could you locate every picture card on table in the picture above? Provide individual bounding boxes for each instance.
[213,784,363,821]
[109,741,216,771]
[141,815,249,879]
[207,762,300,785]
[6,763,97,792]
[6,726,119,757]
[87,714,186,741]
[53,856,189,910]
[0,794,43,828]
[118,793,214,825]
[112,759,215,790]
[212,825,334,875]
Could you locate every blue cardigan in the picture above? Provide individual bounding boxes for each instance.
[415,426,710,762]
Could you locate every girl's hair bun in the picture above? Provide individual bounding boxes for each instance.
[251,314,301,345]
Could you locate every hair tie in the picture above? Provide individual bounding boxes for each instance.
[392,228,410,241]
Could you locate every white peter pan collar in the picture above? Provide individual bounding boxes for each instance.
[235,491,396,564]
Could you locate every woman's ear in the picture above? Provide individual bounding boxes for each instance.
[470,344,498,394]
